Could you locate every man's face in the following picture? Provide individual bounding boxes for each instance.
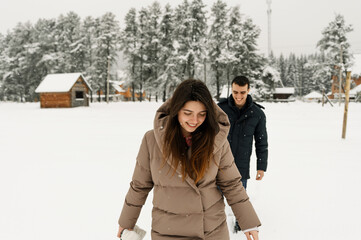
[232,83,250,108]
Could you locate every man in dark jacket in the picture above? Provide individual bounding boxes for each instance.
[218,75,268,232]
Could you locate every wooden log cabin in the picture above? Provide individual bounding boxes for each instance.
[35,73,92,108]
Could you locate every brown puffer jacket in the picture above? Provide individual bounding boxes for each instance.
[118,101,261,239]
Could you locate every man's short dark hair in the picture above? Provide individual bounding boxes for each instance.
[232,76,250,89]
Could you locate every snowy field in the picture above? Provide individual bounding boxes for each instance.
[0,101,360,240]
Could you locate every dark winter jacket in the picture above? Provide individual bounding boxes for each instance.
[218,95,268,179]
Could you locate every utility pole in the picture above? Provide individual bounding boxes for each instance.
[342,71,351,139]
[267,0,272,57]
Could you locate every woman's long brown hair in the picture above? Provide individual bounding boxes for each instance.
[163,79,219,184]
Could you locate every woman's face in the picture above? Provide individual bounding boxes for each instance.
[178,101,207,137]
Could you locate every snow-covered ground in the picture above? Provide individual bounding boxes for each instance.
[0,101,360,240]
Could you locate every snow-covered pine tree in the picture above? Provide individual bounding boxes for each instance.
[317,13,353,101]
[93,12,120,101]
[277,54,287,86]
[81,16,98,96]
[296,55,307,96]
[54,12,82,73]
[221,5,239,94]
[33,18,58,78]
[226,6,265,91]
[1,22,39,102]
[318,14,353,70]
[237,15,264,80]
[286,53,299,97]
[157,3,181,101]
[0,33,4,100]
[121,8,139,101]
[307,52,333,94]
[143,1,162,101]
[137,7,150,101]
[208,0,229,100]
[261,65,281,100]
[173,0,190,79]
[68,18,90,73]
[173,0,208,79]
[188,0,207,79]
[267,51,277,68]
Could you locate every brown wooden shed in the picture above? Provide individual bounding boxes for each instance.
[273,87,295,100]
[35,73,92,108]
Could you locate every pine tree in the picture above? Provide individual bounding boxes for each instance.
[173,0,191,79]
[143,1,163,100]
[93,12,120,100]
[296,55,307,96]
[2,22,39,101]
[54,12,82,72]
[226,6,265,92]
[317,13,353,101]
[0,33,6,100]
[278,54,287,86]
[286,53,299,96]
[188,0,207,79]
[238,16,264,80]
[222,6,240,92]
[81,16,97,95]
[173,0,207,79]
[137,7,149,101]
[261,65,281,99]
[121,8,139,101]
[307,52,333,94]
[318,14,353,69]
[33,18,58,78]
[208,0,228,100]
[157,3,181,101]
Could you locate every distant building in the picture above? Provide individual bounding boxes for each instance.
[350,84,361,101]
[273,87,295,101]
[109,80,146,101]
[303,91,323,102]
[35,73,92,108]
[330,53,361,99]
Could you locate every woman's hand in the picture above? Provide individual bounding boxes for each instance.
[245,230,259,240]
[117,226,125,238]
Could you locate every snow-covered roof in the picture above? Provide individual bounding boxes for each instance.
[111,83,125,93]
[35,73,92,93]
[350,84,361,95]
[274,87,295,94]
[351,53,361,75]
[304,91,322,99]
[109,80,126,92]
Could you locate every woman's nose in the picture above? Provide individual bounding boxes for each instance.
[191,115,198,123]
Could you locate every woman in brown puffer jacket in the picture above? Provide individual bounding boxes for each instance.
[117,79,261,240]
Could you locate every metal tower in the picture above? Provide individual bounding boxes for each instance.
[267,0,272,57]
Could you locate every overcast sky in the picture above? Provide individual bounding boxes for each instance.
[1,0,361,56]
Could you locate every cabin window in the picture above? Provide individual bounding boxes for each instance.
[76,91,84,99]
